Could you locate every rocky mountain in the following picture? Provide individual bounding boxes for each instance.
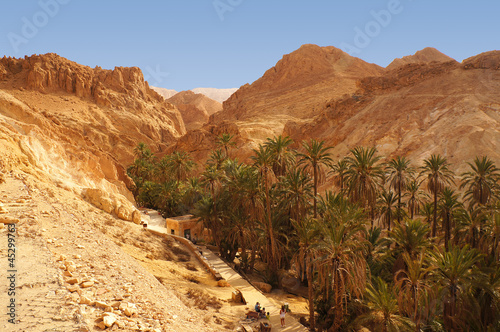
[283,51,500,172]
[386,47,456,70]
[151,86,178,99]
[0,53,186,220]
[190,88,237,103]
[210,44,385,142]
[167,90,222,131]
[175,45,500,174]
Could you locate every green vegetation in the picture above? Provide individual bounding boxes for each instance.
[128,136,500,331]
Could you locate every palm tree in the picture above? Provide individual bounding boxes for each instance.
[200,165,225,247]
[251,144,279,273]
[386,156,414,222]
[405,177,428,219]
[438,187,462,251]
[330,158,349,192]
[378,189,398,231]
[315,195,368,331]
[345,146,385,227]
[216,133,236,158]
[166,151,195,184]
[278,168,313,222]
[207,148,227,170]
[455,206,486,249]
[395,253,435,331]
[431,245,482,332]
[291,217,320,330]
[385,218,432,260]
[420,155,455,237]
[354,277,415,332]
[297,139,334,218]
[264,135,295,177]
[460,156,500,208]
[133,142,154,162]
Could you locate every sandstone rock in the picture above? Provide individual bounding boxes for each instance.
[0,216,19,224]
[0,206,8,214]
[0,223,4,229]
[132,210,142,225]
[254,281,272,293]
[57,254,67,261]
[63,271,73,277]
[79,295,93,305]
[123,306,137,317]
[94,301,109,309]
[81,280,94,288]
[96,321,106,330]
[82,188,114,214]
[115,205,131,221]
[66,278,80,285]
[217,279,229,287]
[67,285,79,293]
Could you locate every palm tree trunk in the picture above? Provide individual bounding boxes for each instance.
[445,213,450,252]
[307,258,315,330]
[432,191,438,237]
[313,164,318,218]
[397,180,402,223]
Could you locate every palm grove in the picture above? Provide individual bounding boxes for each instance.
[127,134,499,332]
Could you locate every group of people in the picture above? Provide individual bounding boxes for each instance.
[254,302,287,327]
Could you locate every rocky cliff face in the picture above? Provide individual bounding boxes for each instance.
[0,53,187,219]
[283,51,500,172]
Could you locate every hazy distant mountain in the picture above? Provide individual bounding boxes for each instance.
[152,86,237,103]
[191,88,237,103]
[151,87,178,99]
[167,91,222,131]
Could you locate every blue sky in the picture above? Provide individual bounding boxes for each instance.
[1,0,499,91]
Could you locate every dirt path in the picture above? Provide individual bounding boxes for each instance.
[147,216,308,331]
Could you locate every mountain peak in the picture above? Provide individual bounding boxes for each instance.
[387,47,456,70]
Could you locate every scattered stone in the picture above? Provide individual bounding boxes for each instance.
[57,254,67,261]
[94,301,109,309]
[217,279,229,287]
[77,244,85,249]
[0,223,4,229]
[66,278,80,285]
[0,216,19,224]
[67,285,79,293]
[81,280,94,288]
[63,271,73,277]
[96,321,106,330]
[47,239,53,244]
[16,199,25,203]
[111,301,121,308]
[123,306,137,318]
[74,254,82,259]
[0,206,8,214]
[79,295,93,305]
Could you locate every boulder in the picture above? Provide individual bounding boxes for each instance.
[82,188,114,213]
[115,205,131,221]
[254,282,272,293]
[132,210,142,224]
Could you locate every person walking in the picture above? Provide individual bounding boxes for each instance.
[279,305,286,327]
